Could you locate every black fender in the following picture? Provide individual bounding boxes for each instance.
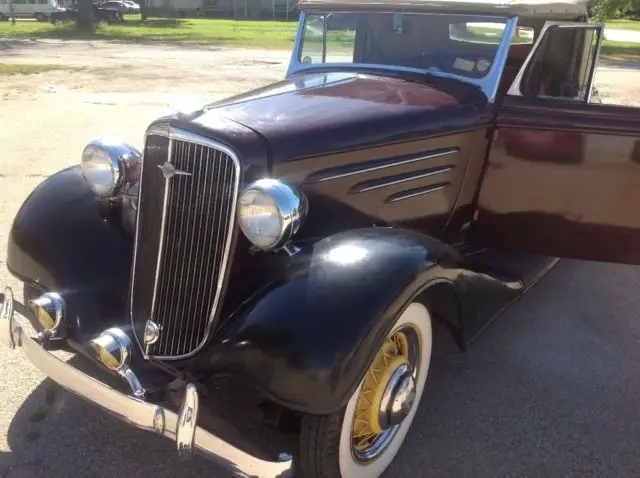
[195,227,523,415]
[7,166,133,344]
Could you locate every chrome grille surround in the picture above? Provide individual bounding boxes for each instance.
[129,123,241,360]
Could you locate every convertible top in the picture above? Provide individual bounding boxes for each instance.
[297,0,588,19]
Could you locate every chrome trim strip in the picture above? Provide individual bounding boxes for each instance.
[351,165,454,193]
[129,126,241,361]
[586,26,604,104]
[385,182,449,203]
[305,147,458,184]
[128,130,155,356]
[0,305,293,478]
[148,139,173,338]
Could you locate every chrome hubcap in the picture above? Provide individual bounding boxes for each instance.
[378,363,417,430]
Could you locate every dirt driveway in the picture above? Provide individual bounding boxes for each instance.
[1,39,640,478]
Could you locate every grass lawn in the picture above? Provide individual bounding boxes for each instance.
[605,19,640,31]
[600,39,640,61]
[0,63,76,74]
[0,17,298,48]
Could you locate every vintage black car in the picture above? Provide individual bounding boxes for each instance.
[49,2,125,24]
[3,0,638,476]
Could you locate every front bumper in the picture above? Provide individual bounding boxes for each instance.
[0,286,293,478]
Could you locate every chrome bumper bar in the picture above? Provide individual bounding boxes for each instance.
[0,286,293,478]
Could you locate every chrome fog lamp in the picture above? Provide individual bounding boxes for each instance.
[89,327,146,399]
[81,140,142,197]
[29,292,65,335]
[237,179,308,251]
[89,327,131,371]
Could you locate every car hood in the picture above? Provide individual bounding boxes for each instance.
[177,71,486,165]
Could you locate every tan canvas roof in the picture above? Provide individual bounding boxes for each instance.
[297,0,588,18]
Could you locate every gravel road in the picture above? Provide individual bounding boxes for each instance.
[1,39,640,478]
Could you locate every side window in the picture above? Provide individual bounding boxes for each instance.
[299,13,357,65]
[508,22,603,103]
[300,14,326,65]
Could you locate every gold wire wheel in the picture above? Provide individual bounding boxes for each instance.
[350,325,420,462]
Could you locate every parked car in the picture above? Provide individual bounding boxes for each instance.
[123,0,140,13]
[2,0,634,477]
[101,0,128,12]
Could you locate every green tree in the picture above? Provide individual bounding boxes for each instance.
[589,0,639,20]
[622,0,640,15]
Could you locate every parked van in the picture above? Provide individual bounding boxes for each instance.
[146,0,203,17]
[0,0,64,21]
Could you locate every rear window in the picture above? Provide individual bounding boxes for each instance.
[449,22,534,45]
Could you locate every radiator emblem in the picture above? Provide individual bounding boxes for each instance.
[157,162,192,180]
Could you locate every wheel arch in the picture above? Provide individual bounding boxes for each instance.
[195,227,480,415]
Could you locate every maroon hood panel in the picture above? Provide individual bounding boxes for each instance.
[186,71,485,164]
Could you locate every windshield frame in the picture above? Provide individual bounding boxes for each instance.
[286,10,520,103]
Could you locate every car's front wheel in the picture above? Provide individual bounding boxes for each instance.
[296,302,432,478]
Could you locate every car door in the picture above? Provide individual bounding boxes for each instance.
[471,21,640,265]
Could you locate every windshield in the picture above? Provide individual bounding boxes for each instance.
[297,12,526,80]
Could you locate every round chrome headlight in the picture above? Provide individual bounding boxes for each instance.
[237,179,308,250]
[81,140,141,197]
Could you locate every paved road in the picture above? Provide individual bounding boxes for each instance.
[1,40,640,478]
[604,27,640,43]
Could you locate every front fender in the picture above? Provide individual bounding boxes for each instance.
[7,166,133,343]
[195,228,467,415]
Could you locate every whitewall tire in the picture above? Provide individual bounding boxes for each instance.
[296,302,433,478]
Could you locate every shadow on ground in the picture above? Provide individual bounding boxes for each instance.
[3,260,640,477]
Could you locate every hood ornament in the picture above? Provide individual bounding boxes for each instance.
[158,162,191,180]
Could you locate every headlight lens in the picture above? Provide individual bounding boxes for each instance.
[81,140,141,197]
[238,179,308,250]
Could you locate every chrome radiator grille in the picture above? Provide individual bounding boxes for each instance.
[130,129,239,359]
